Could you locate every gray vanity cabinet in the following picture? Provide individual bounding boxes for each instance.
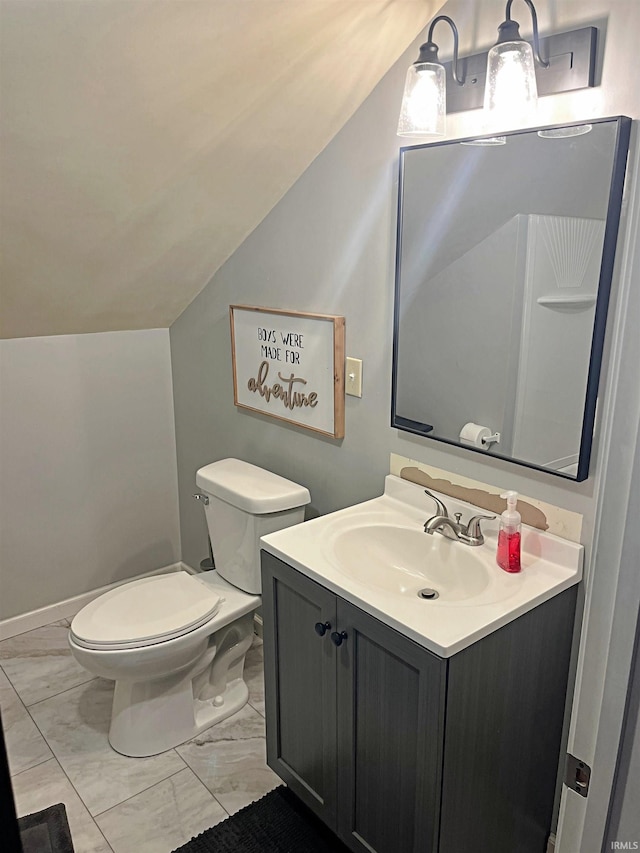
[262,551,444,853]
[261,550,577,853]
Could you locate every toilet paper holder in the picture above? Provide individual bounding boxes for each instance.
[481,432,501,446]
[459,422,501,449]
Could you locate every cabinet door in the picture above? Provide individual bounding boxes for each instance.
[438,586,578,853]
[336,599,446,853]
[261,552,338,826]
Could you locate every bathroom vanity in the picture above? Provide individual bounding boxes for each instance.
[260,476,583,853]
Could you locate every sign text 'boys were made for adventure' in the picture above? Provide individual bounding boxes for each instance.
[230,306,345,439]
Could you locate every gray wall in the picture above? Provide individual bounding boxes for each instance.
[170,0,639,842]
[0,330,181,619]
[169,1,627,572]
[170,50,406,570]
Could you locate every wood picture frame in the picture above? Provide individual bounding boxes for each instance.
[230,305,345,438]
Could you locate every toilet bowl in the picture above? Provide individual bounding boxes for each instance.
[68,459,310,757]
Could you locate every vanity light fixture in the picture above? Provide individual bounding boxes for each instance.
[484,0,548,126]
[401,4,597,133]
[397,15,464,138]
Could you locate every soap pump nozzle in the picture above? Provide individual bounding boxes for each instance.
[497,491,521,573]
[501,490,519,517]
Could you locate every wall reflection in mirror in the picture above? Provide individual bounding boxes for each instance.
[392,117,631,481]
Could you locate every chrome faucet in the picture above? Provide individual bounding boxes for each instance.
[423,489,494,547]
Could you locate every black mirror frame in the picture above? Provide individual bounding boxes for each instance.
[391,115,632,482]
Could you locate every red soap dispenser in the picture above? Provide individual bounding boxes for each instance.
[497,491,521,573]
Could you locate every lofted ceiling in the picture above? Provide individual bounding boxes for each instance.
[0,0,441,339]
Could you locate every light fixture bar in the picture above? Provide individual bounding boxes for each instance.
[440,26,596,114]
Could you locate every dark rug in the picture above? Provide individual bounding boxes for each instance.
[173,786,351,853]
[18,803,75,853]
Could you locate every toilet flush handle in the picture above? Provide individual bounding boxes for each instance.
[193,493,210,505]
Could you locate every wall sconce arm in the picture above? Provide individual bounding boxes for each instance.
[418,15,464,85]
[503,0,550,68]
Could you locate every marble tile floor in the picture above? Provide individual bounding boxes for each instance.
[0,620,277,853]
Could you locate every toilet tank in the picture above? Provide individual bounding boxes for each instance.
[195,459,311,594]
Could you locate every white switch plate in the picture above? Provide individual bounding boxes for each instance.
[346,357,363,397]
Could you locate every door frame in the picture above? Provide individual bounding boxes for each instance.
[556,135,640,852]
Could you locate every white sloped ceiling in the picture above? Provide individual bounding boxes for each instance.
[0,0,440,338]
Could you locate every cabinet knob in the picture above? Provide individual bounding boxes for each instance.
[331,630,348,646]
[314,621,331,637]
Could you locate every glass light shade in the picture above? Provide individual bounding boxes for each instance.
[460,136,507,146]
[397,62,445,138]
[538,124,593,139]
[484,40,538,127]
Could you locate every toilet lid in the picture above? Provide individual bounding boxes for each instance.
[70,572,222,649]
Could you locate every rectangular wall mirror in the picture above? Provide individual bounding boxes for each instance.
[392,116,631,481]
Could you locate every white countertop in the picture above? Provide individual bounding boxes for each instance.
[261,475,583,658]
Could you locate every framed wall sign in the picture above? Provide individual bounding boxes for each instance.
[230,305,345,438]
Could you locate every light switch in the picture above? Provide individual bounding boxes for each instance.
[346,357,363,398]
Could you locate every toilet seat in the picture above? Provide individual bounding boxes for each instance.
[70,572,223,651]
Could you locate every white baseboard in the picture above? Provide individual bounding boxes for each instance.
[0,562,190,640]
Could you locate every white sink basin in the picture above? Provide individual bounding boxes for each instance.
[261,474,583,657]
[330,524,490,601]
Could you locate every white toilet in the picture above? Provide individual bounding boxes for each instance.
[68,459,310,757]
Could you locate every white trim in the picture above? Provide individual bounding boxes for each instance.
[253,612,264,639]
[555,135,640,850]
[0,562,193,640]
